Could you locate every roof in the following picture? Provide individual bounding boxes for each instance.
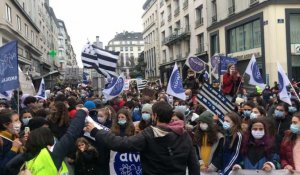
[109,31,143,42]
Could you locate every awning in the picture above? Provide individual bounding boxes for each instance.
[32,70,60,80]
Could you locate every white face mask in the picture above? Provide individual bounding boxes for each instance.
[250,113,257,120]
[97,116,106,124]
[199,123,208,131]
[13,122,22,134]
[251,130,265,139]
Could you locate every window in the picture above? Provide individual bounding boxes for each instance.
[211,0,217,22]
[138,46,141,51]
[25,24,28,38]
[291,14,300,44]
[130,53,134,58]
[5,4,12,23]
[120,47,124,51]
[197,33,204,53]
[211,34,219,55]
[17,16,21,31]
[31,31,34,44]
[228,19,261,53]
[125,47,128,51]
[130,47,133,51]
[228,0,235,14]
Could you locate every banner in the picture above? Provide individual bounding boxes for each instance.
[245,55,266,89]
[186,170,300,175]
[220,56,237,75]
[18,67,36,95]
[277,63,292,105]
[109,151,142,175]
[185,56,206,73]
[211,55,220,79]
[102,74,125,100]
[35,78,46,99]
[0,41,19,92]
[166,63,186,100]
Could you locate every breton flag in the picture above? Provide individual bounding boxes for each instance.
[0,40,19,92]
[137,79,148,90]
[166,63,186,101]
[245,55,266,89]
[35,78,46,99]
[81,42,119,78]
[277,63,292,105]
[196,82,234,120]
[102,74,125,100]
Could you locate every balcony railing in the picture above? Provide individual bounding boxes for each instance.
[168,14,172,21]
[163,26,191,46]
[161,20,165,27]
[183,0,188,10]
[228,6,235,15]
[196,44,205,54]
[250,0,259,5]
[212,15,217,23]
[195,18,204,28]
[174,7,180,17]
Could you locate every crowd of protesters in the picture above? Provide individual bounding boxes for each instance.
[0,66,300,175]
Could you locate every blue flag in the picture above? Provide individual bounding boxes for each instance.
[277,63,292,105]
[0,41,19,92]
[245,55,266,89]
[166,63,186,100]
[35,78,46,99]
[102,74,125,100]
[185,55,206,73]
[83,72,89,84]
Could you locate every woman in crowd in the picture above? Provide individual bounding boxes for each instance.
[111,109,135,137]
[20,110,33,128]
[222,64,241,102]
[250,106,266,119]
[193,111,224,172]
[48,101,70,140]
[232,118,279,171]
[209,112,242,175]
[280,112,300,172]
[97,106,114,128]
[135,103,152,134]
[74,137,99,175]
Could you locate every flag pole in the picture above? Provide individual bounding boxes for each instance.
[289,82,300,103]
[17,88,20,115]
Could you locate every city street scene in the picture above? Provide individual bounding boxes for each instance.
[1,0,300,175]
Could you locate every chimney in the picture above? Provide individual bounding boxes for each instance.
[96,36,100,43]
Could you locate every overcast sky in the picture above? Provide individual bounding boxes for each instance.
[50,0,145,67]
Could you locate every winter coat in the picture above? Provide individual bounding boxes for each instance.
[75,149,99,175]
[273,116,292,153]
[0,131,18,175]
[222,73,241,96]
[90,125,200,175]
[280,131,296,169]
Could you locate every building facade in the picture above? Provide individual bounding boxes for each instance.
[106,31,144,78]
[0,0,76,90]
[206,0,300,84]
[145,0,209,85]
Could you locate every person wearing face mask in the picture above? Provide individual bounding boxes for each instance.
[280,112,300,173]
[0,109,22,174]
[193,111,224,172]
[0,99,9,111]
[20,110,33,128]
[209,112,242,175]
[134,103,153,134]
[97,106,115,128]
[288,98,300,115]
[250,106,276,137]
[272,102,292,153]
[111,109,135,137]
[240,101,256,133]
[232,118,280,172]
[183,69,200,96]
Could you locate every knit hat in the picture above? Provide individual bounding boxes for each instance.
[142,103,153,114]
[235,97,244,106]
[196,111,213,125]
[173,105,187,116]
[84,101,96,110]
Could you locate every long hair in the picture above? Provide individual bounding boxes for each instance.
[25,127,54,156]
[241,118,275,158]
[111,109,135,136]
[75,137,98,160]
[225,112,241,148]
[194,121,218,146]
[48,101,69,127]
[282,112,300,145]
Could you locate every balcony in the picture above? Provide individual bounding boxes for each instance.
[196,44,205,54]
[183,0,188,10]
[195,18,204,28]
[228,6,235,15]
[212,15,217,23]
[161,20,165,27]
[168,14,172,21]
[250,0,259,5]
[163,26,191,46]
[174,7,180,17]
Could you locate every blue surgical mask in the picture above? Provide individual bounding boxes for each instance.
[274,110,285,119]
[142,113,151,121]
[250,113,257,120]
[223,121,231,130]
[290,124,300,134]
[118,119,127,125]
[22,118,32,126]
[243,110,251,118]
[288,106,297,113]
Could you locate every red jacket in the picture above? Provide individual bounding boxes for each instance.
[222,73,241,95]
[280,131,295,169]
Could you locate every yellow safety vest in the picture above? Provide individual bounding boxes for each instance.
[26,148,68,175]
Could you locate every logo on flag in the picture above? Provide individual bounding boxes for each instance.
[245,55,266,89]
[166,63,186,100]
[185,56,206,72]
[103,74,125,100]
[0,41,19,92]
[277,63,292,105]
[35,78,46,99]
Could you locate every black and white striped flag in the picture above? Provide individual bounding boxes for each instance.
[81,43,119,78]
[137,79,148,90]
[196,82,234,120]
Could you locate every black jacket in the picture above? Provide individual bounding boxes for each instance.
[75,149,99,175]
[5,110,87,175]
[90,126,200,175]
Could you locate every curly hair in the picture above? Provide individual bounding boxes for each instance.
[194,121,218,146]
[48,101,69,127]
[110,109,135,136]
